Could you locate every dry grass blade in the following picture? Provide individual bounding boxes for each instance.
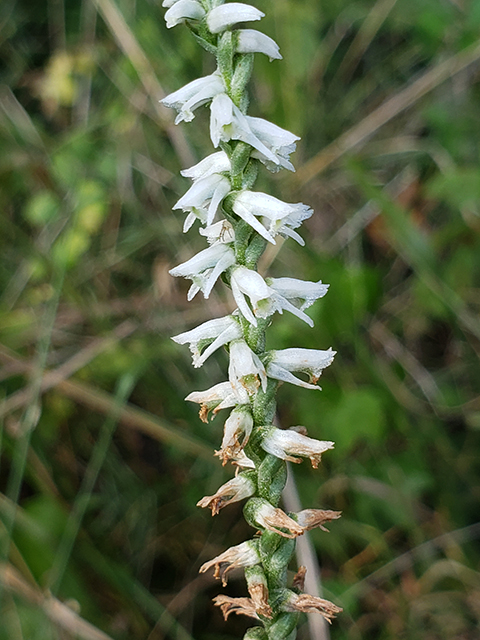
[297,38,480,186]
[92,0,194,166]
[0,563,115,640]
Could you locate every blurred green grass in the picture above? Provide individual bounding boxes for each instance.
[1,0,480,638]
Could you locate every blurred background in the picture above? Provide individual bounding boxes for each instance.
[1,0,480,638]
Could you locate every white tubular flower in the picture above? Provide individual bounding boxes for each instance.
[261,426,334,468]
[228,339,267,399]
[233,191,313,246]
[256,277,329,327]
[199,220,235,244]
[174,173,231,228]
[280,591,343,623]
[180,151,231,182]
[295,509,342,532]
[172,315,242,368]
[199,540,261,586]
[235,29,282,61]
[216,405,254,465]
[246,498,304,538]
[265,347,336,390]
[246,116,299,172]
[161,73,224,124]
[164,0,205,28]
[169,242,236,300]
[197,472,256,515]
[207,3,264,34]
[230,266,271,327]
[210,94,297,172]
[185,381,247,423]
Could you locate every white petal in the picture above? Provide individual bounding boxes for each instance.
[236,29,282,61]
[207,3,264,34]
[161,73,224,124]
[181,151,231,181]
[164,0,205,28]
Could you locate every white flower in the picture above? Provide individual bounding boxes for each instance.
[257,277,329,327]
[280,591,342,622]
[210,94,298,172]
[169,242,236,300]
[265,347,336,390]
[161,73,224,124]
[246,116,299,172]
[197,471,256,514]
[163,0,205,29]
[216,405,254,464]
[228,339,267,399]
[260,426,334,468]
[199,540,260,586]
[295,509,342,532]
[207,3,264,34]
[199,219,235,244]
[244,498,304,538]
[185,381,247,422]
[230,266,271,326]
[172,315,242,368]
[235,29,282,61]
[174,173,231,229]
[180,151,231,182]
[233,191,313,246]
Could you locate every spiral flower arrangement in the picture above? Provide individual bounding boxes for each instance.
[161,1,342,638]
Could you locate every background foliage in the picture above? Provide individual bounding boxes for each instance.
[1,0,480,639]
